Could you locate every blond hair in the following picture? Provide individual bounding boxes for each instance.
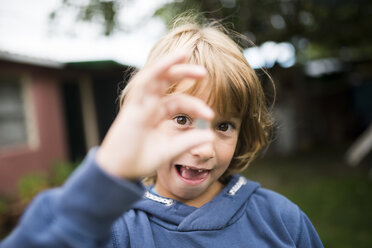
[120,17,273,184]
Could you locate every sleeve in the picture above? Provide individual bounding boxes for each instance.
[0,147,145,248]
[295,211,324,248]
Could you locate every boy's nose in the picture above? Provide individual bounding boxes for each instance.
[190,142,216,161]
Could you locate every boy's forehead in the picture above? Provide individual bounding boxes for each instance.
[173,78,212,103]
[174,78,205,93]
[172,79,241,119]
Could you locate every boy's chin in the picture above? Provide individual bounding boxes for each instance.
[154,182,207,203]
[174,190,205,202]
[173,181,212,200]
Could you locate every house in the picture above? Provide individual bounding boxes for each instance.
[0,51,132,194]
[266,58,372,157]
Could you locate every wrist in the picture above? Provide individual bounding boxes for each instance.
[96,147,139,181]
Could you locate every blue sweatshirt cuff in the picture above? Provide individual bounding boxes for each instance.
[54,147,145,241]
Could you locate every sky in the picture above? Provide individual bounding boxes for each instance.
[0,0,171,67]
[0,0,295,68]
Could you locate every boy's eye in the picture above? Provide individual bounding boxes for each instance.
[217,122,233,132]
[173,115,191,126]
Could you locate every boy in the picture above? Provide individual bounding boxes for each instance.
[1,20,324,247]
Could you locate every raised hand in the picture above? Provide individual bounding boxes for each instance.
[96,52,215,180]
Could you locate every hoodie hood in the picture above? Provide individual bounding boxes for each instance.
[132,175,260,231]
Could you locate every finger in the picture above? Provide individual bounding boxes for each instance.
[139,51,190,87]
[166,129,215,160]
[149,51,190,79]
[127,52,192,102]
[149,64,207,97]
[161,94,215,121]
[165,64,207,82]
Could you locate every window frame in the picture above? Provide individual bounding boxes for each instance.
[0,74,39,151]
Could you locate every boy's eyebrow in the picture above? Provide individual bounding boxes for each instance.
[214,115,242,124]
[229,117,242,125]
[215,112,242,119]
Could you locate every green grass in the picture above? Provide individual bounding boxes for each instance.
[242,150,372,248]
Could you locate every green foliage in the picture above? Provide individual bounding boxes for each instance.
[158,0,372,60]
[154,2,202,29]
[0,195,12,239]
[0,160,79,238]
[50,0,119,35]
[49,160,79,186]
[0,196,10,215]
[16,160,78,205]
[51,0,372,60]
[17,174,49,205]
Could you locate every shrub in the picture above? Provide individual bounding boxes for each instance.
[0,159,79,238]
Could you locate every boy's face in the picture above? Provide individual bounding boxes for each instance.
[154,80,241,207]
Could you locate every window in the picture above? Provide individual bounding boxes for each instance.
[0,76,28,148]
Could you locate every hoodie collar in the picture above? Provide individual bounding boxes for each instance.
[132,175,260,231]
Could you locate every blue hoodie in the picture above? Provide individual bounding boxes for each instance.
[1,148,323,248]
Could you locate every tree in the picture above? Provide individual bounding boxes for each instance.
[51,0,372,60]
[50,0,120,35]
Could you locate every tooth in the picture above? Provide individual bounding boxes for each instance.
[185,166,190,170]
[198,170,203,172]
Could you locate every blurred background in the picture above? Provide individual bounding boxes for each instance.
[0,0,371,246]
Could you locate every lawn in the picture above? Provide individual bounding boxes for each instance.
[242,149,372,248]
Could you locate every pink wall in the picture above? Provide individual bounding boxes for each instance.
[0,68,68,194]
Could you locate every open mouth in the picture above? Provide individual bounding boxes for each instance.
[175,164,210,185]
